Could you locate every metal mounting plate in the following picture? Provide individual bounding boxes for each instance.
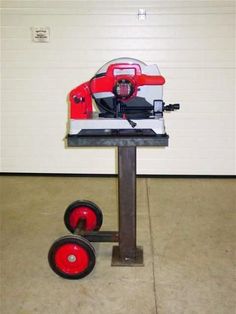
[111,246,144,267]
[67,130,168,147]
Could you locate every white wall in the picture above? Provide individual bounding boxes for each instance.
[1,0,235,174]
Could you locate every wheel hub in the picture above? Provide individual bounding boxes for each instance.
[67,254,77,262]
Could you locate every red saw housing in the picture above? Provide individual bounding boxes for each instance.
[69,60,165,119]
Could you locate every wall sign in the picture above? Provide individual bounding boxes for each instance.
[32,27,50,42]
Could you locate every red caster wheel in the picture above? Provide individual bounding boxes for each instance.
[48,235,96,279]
[64,200,103,233]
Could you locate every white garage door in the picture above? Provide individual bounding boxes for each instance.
[1,1,235,174]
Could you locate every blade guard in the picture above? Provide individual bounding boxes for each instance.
[69,62,165,119]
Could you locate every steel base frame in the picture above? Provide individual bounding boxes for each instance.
[67,130,168,267]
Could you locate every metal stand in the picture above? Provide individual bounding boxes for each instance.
[111,146,143,266]
[67,129,168,266]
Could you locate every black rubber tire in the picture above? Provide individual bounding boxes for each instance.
[48,235,96,280]
[64,200,103,233]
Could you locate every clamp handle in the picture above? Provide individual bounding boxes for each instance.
[164,104,180,111]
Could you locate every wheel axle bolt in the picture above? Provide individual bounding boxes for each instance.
[68,254,76,262]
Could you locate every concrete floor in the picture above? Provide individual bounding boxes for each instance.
[0,176,235,314]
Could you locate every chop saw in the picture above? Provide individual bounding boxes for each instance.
[68,57,180,136]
